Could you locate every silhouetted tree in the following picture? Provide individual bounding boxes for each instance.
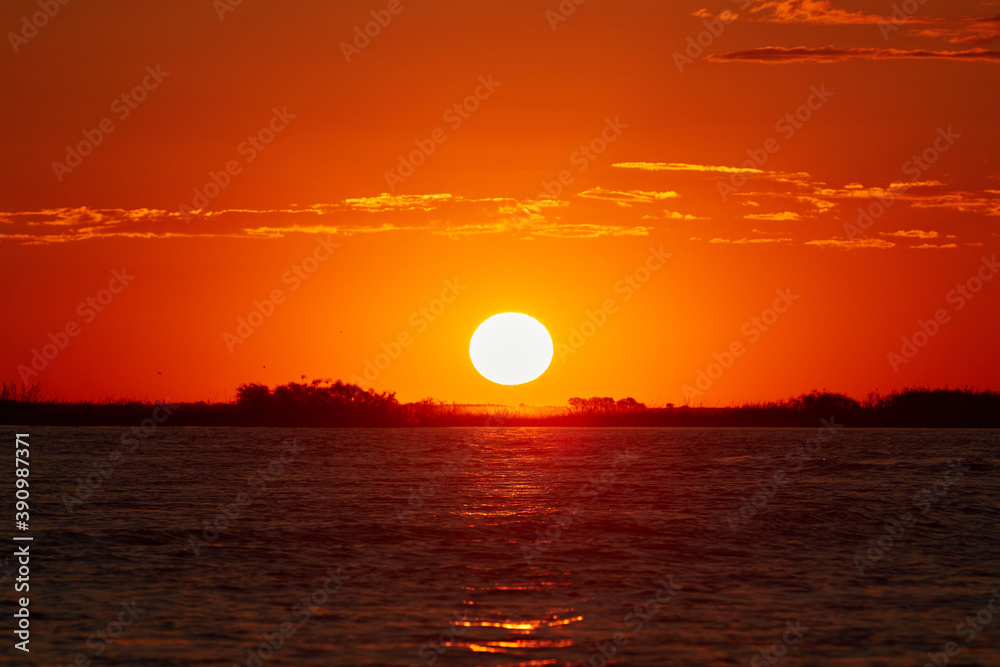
[234,379,404,425]
[569,396,645,414]
[616,397,646,412]
[787,390,860,412]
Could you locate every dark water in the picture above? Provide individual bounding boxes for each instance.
[5,426,1000,666]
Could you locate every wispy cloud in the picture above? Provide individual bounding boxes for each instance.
[879,229,939,239]
[343,193,457,212]
[244,224,344,238]
[614,162,812,193]
[613,161,765,174]
[577,187,680,206]
[506,223,653,239]
[0,193,659,245]
[805,237,896,250]
[709,46,1000,63]
[911,24,1000,45]
[911,243,959,249]
[732,0,894,25]
[716,0,999,38]
[909,192,1000,216]
[707,236,793,244]
[744,211,801,221]
[647,210,708,221]
[726,178,1000,221]
[342,193,510,212]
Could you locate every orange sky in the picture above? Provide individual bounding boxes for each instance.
[2,0,999,406]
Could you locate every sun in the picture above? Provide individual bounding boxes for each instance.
[470,313,553,385]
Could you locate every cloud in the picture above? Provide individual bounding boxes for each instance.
[642,211,705,221]
[707,236,793,244]
[576,187,680,205]
[663,210,708,220]
[911,24,1000,45]
[611,155,996,247]
[708,46,1000,63]
[736,0,891,25]
[0,207,187,244]
[879,229,939,239]
[0,207,175,228]
[514,223,653,239]
[744,211,801,221]
[431,220,654,240]
[614,162,812,193]
[341,193,510,212]
[0,192,663,244]
[342,193,456,212]
[730,177,1000,223]
[613,161,764,174]
[244,224,343,238]
[693,1,1000,57]
[910,243,959,249]
[723,0,1000,37]
[805,237,896,249]
[908,192,1000,216]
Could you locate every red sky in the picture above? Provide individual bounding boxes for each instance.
[2,0,999,406]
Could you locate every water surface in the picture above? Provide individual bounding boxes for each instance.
[7,426,1000,666]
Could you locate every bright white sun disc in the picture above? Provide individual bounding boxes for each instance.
[469,313,553,385]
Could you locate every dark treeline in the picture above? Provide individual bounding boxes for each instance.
[1,381,998,428]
